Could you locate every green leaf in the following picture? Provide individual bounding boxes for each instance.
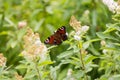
[57,50,74,59]
[103,27,116,33]
[0,31,8,36]
[85,67,92,73]
[15,64,27,69]
[84,54,98,64]
[71,57,80,62]
[34,18,45,31]
[109,75,120,80]
[83,41,90,49]
[38,60,54,66]
[96,32,119,41]
[83,39,100,49]
[73,70,84,79]
[50,66,57,80]
[24,70,36,79]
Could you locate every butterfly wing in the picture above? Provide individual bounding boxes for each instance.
[56,26,68,41]
[44,26,67,45]
[44,36,54,44]
[44,35,62,45]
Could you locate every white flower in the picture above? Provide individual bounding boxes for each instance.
[116,5,120,14]
[66,69,75,80]
[69,15,81,32]
[100,40,106,46]
[0,53,7,66]
[69,16,89,41]
[102,0,120,13]
[74,35,81,41]
[18,21,27,29]
[103,49,107,54]
[73,25,89,41]
[15,73,24,80]
[84,10,90,15]
[81,25,89,32]
[22,28,47,60]
[35,38,41,46]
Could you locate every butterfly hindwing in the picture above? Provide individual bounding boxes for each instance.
[44,34,62,45]
[44,26,67,45]
[44,36,54,45]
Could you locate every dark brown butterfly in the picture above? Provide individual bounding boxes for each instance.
[44,26,68,45]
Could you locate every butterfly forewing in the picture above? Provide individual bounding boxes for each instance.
[57,26,67,41]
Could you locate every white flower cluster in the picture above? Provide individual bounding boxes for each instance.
[74,25,89,41]
[22,28,47,61]
[102,0,120,13]
[0,53,6,66]
[69,16,89,41]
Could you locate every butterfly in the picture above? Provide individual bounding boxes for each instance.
[44,26,68,45]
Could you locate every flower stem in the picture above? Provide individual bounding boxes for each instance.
[80,50,88,80]
[34,58,41,80]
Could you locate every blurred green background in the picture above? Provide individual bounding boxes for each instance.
[1,0,119,80]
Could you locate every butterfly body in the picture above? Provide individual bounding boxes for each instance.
[44,26,67,45]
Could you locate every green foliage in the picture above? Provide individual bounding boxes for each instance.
[0,0,120,80]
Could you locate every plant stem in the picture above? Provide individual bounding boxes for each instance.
[0,11,4,27]
[34,58,41,80]
[80,50,88,80]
